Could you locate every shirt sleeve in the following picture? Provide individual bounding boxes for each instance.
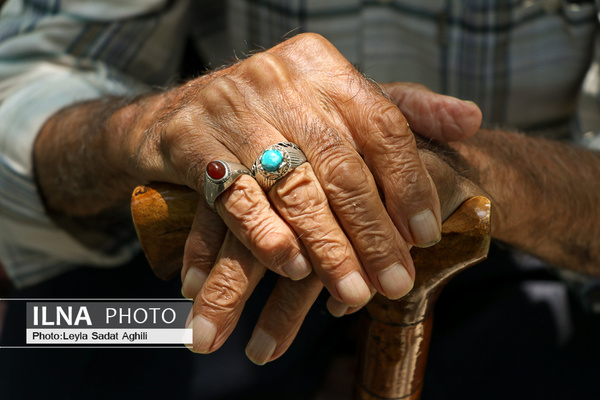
[576,2,600,151]
[0,0,191,288]
[577,49,600,151]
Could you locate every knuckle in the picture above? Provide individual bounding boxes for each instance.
[372,101,409,137]
[352,224,397,264]
[224,178,267,216]
[279,32,343,68]
[311,236,353,274]
[251,223,294,266]
[201,76,244,113]
[362,101,412,156]
[183,229,224,264]
[273,168,328,219]
[319,152,372,202]
[266,295,306,328]
[398,160,422,184]
[296,32,329,46]
[224,183,296,267]
[394,161,433,200]
[243,52,291,88]
[199,269,246,313]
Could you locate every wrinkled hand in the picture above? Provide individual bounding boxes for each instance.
[381,82,482,142]
[124,34,479,310]
[175,79,482,362]
[183,131,485,364]
[131,33,461,308]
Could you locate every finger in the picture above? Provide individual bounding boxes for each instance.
[245,273,323,365]
[216,175,312,280]
[181,200,227,299]
[231,48,415,301]
[194,76,313,281]
[187,231,267,354]
[381,82,482,142]
[197,72,372,304]
[153,81,312,283]
[418,144,483,221]
[290,48,443,248]
[326,294,373,317]
[346,98,444,248]
[269,163,372,306]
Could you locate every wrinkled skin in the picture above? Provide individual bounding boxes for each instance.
[183,128,483,364]
[35,33,482,362]
[178,79,482,362]
[122,35,481,356]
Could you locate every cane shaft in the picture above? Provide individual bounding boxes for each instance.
[356,310,433,400]
[355,196,491,400]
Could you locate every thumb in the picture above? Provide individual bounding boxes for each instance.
[381,82,482,142]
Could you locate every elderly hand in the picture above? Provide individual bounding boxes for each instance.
[130,33,482,309]
[35,33,481,356]
[178,82,482,360]
[181,132,485,363]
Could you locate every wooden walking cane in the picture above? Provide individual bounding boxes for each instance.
[355,195,491,400]
[131,184,491,399]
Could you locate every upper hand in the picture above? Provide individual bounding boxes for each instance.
[126,33,469,307]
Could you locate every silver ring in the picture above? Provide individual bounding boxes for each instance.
[204,160,251,211]
[251,142,307,191]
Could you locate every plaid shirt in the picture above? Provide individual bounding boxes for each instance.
[0,0,598,287]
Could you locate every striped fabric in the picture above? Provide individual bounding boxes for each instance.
[0,0,598,288]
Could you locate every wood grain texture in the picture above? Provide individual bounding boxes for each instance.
[131,183,198,280]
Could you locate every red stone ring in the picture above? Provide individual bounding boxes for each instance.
[204,160,251,211]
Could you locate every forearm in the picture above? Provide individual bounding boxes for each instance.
[453,129,600,274]
[33,92,169,217]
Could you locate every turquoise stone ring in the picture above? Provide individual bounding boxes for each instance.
[260,149,284,172]
[252,142,307,191]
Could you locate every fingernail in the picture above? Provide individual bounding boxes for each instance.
[246,328,277,365]
[182,267,208,299]
[189,315,216,354]
[336,271,370,307]
[463,100,477,105]
[185,308,193,328]
[183,309,194,347]
[183,309,194,349]
[377,263,414,300]
[327,297,348,317]
[409,209,441,247]
[282,254,312,280]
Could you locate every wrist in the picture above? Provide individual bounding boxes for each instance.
[417,144,488,222]
[105,92,166,185]
[449,130,532,245]
[34,93,168,216]
[108,83,201,188]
